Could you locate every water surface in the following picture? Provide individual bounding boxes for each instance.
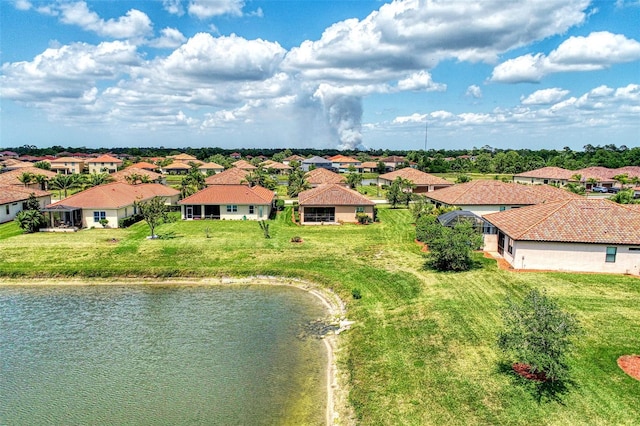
[0,284,328,425]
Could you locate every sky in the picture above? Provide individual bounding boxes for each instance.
[1,0,639,152]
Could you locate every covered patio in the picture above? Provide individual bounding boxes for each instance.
[41,205,82,232]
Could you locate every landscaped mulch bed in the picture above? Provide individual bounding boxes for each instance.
[512,363,548,382]
[617,355,640,381]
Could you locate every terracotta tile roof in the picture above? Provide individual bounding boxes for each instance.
[361,161,379,168]
[163,162,192,170]
[576,166,616,182]
[483,199,640,245]
[0,185,51,204]
[425,180,582,206]
[110,167,163,183]
[380,156,406,163]
[46,182,179,209]
[329,155,360,163]
[170,153,198,161]
[298,184,375,206]
[514,167,578,180]
[261,160,292,170]
[1,160,37,170]
[179,185,274,205]
[284,155,305,161]
[128,162,158,170]
[0,167,57,185]
[305,168,346,185]
[86,154,122,164]
[614,166,640,179]
[205,167,249,185]
[232,160,257,170]
[379,168,452,186]
[199,162,225,170]
[50,157,84,163]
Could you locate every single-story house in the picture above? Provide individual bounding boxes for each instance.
[49,157,85,174]
[301,156,333,172]
[0,186,52,223]
[513,166,578,186]
[424,180,582,216]
[179,184,275,220]
[170,153,200,163]
[305,168,348,187]
[298,184,375,225]
[43,182,179,229]
[361,161,381,173]
[198,162,225,175]
[128,161,159,171]
[261,160,292,175]
[86,154,123,174]
[483,199,640,276]
[378,168,453,193]
[205,168,249,185]
[0,159,33,171]
[161,162,192,175]
[282,155,305,165]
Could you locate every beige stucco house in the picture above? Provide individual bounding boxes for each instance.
[513,166,578,186]
[179,184,274,220]
[378,168,452,193]
[0,186,52,223]
[483,199,640,276]
[49,157,85,174]
[44,182,179,229]
[298,184,375,224]
[424,180,582,216]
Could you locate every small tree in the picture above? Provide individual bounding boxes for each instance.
[425,221,482,271]
[346,172,362,189]
[498,289,580,382]
[135,196,169,238]
[15,194,45,233]
[258,220,271,238]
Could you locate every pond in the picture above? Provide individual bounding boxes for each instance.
[0,284,329,425]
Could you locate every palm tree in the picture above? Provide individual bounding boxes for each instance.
[346,172,362,189]
[49,174,83,198]
[287,169,311,198]
[84,172,113,188]
[33,174,49,190]
[17,172,34,187]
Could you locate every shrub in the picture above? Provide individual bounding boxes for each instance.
[290,236,302,243]
[356,212,373,224]
[118,214,143,228]
[498,288,581,382]
[425,221,483,271]
[351,288,362,299]
[275,199,285,211]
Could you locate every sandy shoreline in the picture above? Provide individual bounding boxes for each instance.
[0,276,353,425]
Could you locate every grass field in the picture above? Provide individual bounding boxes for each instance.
[1,208,639,425]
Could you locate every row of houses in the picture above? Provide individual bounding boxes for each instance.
[513,166,640,189]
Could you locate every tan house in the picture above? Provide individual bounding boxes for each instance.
[169,153,202,165]
[282,155,305,165]
[161,162,192,175]
[129,161,159,171]
[49,157,85,174]
[379,156,408,171]
[305,168,348,187]
[378,168,452,193]
[361,161,380,173]
[86,154,123,174]
[329,155,362,173]
[0,186,52,223]
[483,199,640,276]
[205,168,249,185]
[44,182,179,229]
[513,167,578,186]
[232,160,257,170]
[261,160,292,175]
[298,184,375,224]
[179,185,274,220]
[425,180,582,216]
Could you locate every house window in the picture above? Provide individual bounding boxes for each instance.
[356,206,365,213]
[226,205,238,213]
[499,206,506,211]
[606,247,617,263]
[507,238,513,254]
[93,211,106,222]
[5,205,9,215]
[249,205,255,214]
[629,247,640,252]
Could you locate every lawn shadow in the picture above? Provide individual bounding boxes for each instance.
[496,361,577,404]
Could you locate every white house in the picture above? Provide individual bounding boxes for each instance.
[0,186,52,223]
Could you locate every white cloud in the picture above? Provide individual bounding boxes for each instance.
[466,85,482,99]
[397,71,446,92]
[188,0,244,19]
[58,1,153,39]
[147,28,187,49]
[162,0,185,16]
[284,0,590,83]
[491,32,640,83]
[14,0,32,11]
[521,88,570,105]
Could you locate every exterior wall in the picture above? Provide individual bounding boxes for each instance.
[300,205,373,224]
[181,204,271,220]
[513,177,568,186]
[81,208,122,228]
[50,161,84,174]
[0,195,52,223]
[504,240,640,275]
[88,162,120,174]
[456,204,522,216]
[483,233,499,251]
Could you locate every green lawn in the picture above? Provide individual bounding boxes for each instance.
[434,172,513,183]
[1,209,639,425]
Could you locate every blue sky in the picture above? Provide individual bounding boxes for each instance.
[1,0,639,151]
